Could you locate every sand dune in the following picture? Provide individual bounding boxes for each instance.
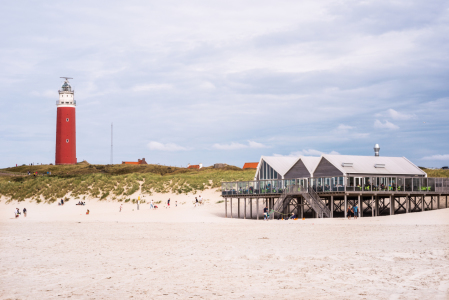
[1,190,448,299]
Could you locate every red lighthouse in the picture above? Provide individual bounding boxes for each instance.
[55,77,77,165]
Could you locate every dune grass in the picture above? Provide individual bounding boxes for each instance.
[422,168,449,178]
[0,164,254,202]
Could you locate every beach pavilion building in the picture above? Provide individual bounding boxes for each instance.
[222,153,449,219]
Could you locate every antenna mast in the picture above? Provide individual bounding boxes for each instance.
[111,123,113,165]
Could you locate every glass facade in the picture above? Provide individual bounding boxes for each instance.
[259,160,279,180]
[221,176,447,195]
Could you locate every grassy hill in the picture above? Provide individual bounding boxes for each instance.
[421,168,449,177]
[0,164,255,203]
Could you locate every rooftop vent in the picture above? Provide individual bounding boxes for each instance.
[374,164,385,168]
[341,163,353,167]
[374,144,380,156]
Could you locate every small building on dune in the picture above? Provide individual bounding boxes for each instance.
[243,162,258,169]
[187,163,203,169]
[122,158,147,165]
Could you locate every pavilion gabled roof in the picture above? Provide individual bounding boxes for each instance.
[255,156,322,179]
[312,155,426,177]
[300,156,321,176]
[255,156,300,179]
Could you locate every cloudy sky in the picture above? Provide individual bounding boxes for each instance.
[1,0,448,169]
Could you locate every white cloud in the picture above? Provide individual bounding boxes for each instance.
[374,119,399,130]
[30,90,55,98]
[212,140,268,150]
[198,81,216,89]
[248,141,266,148]
[331,124,369,139]
[336,124,353,131]
[376,109,415,120]
[353,133,370,138]
[422,154,449,161]
[132,84,172,92]
[147,141,190,151]
[274,149,340,157]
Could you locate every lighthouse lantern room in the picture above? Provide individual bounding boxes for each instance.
[55,77,77,164]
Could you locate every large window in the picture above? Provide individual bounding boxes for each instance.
[259,160,279,180]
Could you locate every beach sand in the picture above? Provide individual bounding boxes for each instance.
[1,190,449,299]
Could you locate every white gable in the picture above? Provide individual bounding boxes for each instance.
[316,155,426,176]
[301,157,321,176]
[255,156,300,179]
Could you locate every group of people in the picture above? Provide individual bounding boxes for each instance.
[14,208,26,218]
[194,195,203,206]
[117,195,205,212]
[76,201,86,205]
[119,200,159,212]
[150,200,156,209]
[347,204,359,219]
[262,206,296,221]
[165,198,179,208]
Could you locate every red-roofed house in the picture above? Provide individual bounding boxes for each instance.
[122,158,148,165]
[243,162,258,169]
[187,163,203,169]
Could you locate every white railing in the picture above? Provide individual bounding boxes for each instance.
[56,100,76,106]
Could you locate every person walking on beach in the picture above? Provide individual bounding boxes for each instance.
[23,208,27,217]
[119,204,122,212]
[14,209,19,218]
[150,200,154,209]
[137,200,140,210]
[167,198,170,208]
[353,204,358,219]
[195,197,198,207]
[175,200,177,207]
[264,206,269,221]
[347,205,353,220]
[198,195,203,205]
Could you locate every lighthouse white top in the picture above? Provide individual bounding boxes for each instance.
[56,78,76,107]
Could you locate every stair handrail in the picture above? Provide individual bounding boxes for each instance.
[306,185,331,217]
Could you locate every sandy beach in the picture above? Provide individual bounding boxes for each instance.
[1,190,449,299]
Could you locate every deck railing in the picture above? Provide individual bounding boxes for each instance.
[221,177,449,196]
